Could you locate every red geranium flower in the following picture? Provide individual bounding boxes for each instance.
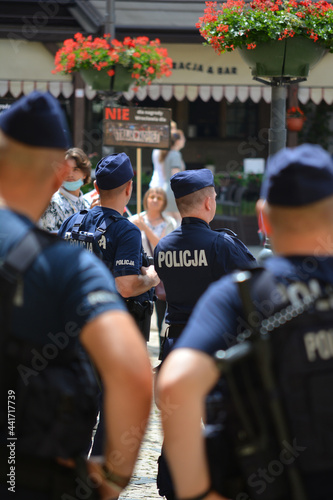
[52,34,173,88]
[197,0,333,53]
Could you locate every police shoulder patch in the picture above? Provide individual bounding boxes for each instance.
[87,290,118,305]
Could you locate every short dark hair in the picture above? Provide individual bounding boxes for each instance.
[65,148,91,185]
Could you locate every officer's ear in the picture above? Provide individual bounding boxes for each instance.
[256,199,272,236]
[205,194,213,212]
[94,180,100,194]
[125,180,133,197]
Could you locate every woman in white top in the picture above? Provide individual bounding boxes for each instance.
[160,130,186,223]
[130,187,177,345]
[149,120,177,189]
[39,148,91,232]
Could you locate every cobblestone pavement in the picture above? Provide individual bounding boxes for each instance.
[120,246,263,499]
[119,320,163,500]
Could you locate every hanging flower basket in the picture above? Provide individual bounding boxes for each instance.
[286,117,304,132]
[286,106,306,131]
[197,0,333,79]
[52,34,173,91]
[80,65,133,92]
[238,36,326,78]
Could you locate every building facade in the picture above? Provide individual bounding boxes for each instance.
[1,1,333,176]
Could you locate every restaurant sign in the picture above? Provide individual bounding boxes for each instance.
[103,106,172,149]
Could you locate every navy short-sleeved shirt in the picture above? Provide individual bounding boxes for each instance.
[176,255,333,352]
[58,206,152,302]
[0,208,126,347]
[154,217,256,324]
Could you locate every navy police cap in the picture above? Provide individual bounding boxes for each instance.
[171,168,215,199]
[95,152,134,190]
[261,143,333,206]
[0,90,71,149]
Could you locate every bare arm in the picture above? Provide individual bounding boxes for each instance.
[156,348,229,500]
[131,214,161,249]
[171,166,181,177]
[81,310,153,496]
[115,265,160,298]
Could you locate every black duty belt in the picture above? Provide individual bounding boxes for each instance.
[167,324,186,339]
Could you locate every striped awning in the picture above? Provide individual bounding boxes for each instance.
[0,80,333,104]
[0,80,74,99]
[1,80,333,104]
[122,84,333,104]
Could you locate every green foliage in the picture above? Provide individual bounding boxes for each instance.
[214,171,263,188]
[197,0,333,53]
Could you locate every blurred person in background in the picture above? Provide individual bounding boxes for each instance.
[150,120,177,190]
[39,147,91,232]
[162,130,186,223]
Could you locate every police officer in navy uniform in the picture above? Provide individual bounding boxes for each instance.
[0,91,152,500]
[154,168,256,359]
[157,144,333,500]
[58,153,160,342]
[154,169,255,500]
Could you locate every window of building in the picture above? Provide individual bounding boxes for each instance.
[189,98,220,138]
[226,98,258,139]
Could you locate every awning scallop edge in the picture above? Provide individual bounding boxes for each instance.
[1,81,332,104]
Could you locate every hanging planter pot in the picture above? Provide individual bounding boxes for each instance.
[80,65,133,92]
[238,37,327,78]
[286,117,305,132]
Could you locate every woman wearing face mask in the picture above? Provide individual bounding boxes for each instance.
[39,148,91,232]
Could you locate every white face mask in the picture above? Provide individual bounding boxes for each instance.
[62,179,84,192]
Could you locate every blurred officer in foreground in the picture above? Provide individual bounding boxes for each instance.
[154,169,255,499]
[58,152,159,342]
[154,168,256,360]
[157,144,333,500]
[0,91,152,500]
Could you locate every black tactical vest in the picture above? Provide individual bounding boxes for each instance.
[206,268,333,500]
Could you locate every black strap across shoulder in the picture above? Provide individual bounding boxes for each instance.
[2,226,57,276]
[213,227,237,237]
[0,227,58,333]
[70,209,122,243]
[69,209,89,238]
